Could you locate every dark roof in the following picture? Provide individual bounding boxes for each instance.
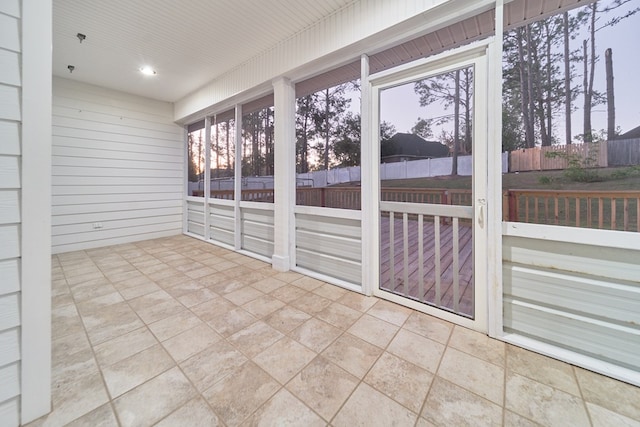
[616,125,640,140]
[381,133,449,159]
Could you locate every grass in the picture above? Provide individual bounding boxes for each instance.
[380,166,640,191]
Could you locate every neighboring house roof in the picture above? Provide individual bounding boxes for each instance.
[616,125,640,140]
[381,133,449,161]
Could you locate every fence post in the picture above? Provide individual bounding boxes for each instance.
[320,187,326,208]
[508,191,518,222]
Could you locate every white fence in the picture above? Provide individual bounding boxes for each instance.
[189,153,509,193]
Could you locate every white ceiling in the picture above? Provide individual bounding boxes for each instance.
[53,0,356,102]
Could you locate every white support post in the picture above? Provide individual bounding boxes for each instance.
[204,117,212,240]
[182,126,189,233]
[234,105,242,250]
[487,0,504,338]
[21,0,52,422]
[360,54,375,295]
[271,77,296,271]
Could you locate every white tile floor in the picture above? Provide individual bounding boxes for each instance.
[28,235,640,426]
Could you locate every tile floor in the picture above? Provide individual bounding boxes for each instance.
[28,235,640,426]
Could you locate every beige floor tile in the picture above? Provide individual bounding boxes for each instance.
[52,328,92,362]
[348,314,399,348]
[207,307,258,337]
[177,287,219,307]
[268,284,308,303]
[244,389,325,427]
[403,312,453,345]
[250,277,288,293]
[156,397,222,427]
[242,295,285,318]
[271,271,304,283]
[315,302,362,330]
[162,324,222,362]
[180,341,248,392]
[203,362,280,426]
[223,265,252,279]
[312,283,348,301]
[290,317,342,352]
[236,270,269,285]
[165,280,204,298]
[333,382,417,427]
[76,292,124,316]
[291,276,325,291]
[505,372,590,426]
[65,403,119,427]
[575,367,640,421]
[71,279,118,303]
[132,298,186,324]
[114,367,197,427]
[228,321,284,358]
[190,297,236,322]
[448,325,505,366]
[387,329,445,374]
[264,305,312,333]
[587,402,640,427]
[186,266,217,279]
[287,356,358,421]
[290,292,332,315]
[148,310,205,342]
[206,277,246,295]
[224,286,264,305]
[503,410,540,427]
[422,377,502,427]
[365,352,433,413]
[507,345,580,396]
[102,344,175,398]
[52,347,101,392]
[254,337,317,384]
[82,302,145,345]
[367,299,412,326]
[438,347,504,405]
[114,276,161,300]
[415,418,438,427]
[44,372,110,427]
[93,326,157,367]
[338,292,379,312]
[322,333,383,378]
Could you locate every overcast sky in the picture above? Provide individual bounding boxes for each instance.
[376,0,640,143]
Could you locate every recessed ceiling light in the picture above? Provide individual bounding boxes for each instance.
[139,66,157,76]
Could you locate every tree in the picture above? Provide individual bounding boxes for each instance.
[314,84,349,170]
[411,118,433,140]
[333,112,361,167]
[605,48,615,141]
[296,94,320,173]
[414,66,473,174]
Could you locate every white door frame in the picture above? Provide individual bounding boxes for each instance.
[365,41,491,332]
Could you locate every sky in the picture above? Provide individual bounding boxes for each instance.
[376,0,640,143]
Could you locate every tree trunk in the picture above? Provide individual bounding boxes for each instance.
[583,39,591,142]
[225,121,230,173]
[530,30,550,147]
[605,48,615,141]
[464,69,472,154]
[545,21,553,146]
[324,88,330,171]
[517,27,534,148]
[525,25,537,147]
[215,119,220,178]
[452,70,460,176]
[563,11,572,144]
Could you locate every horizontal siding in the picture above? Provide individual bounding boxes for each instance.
[241,207,274,258]
[52,77,184,253]
[187,200,205,237]
[504,234,640,374]
[296,213,362,285]
[209,203,234,246]
[0,5,21,424]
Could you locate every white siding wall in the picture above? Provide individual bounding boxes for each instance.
[503,223,640,381]
[52,77,184,253]
[0,1,22,425]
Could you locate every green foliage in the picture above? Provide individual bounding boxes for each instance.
[545,143,602,182]
[610,166,640,180]
[538,175,554,185]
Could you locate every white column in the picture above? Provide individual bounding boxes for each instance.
[360,54,375,295]
[271,77,296,271]
[234,105,242,250]
[21,0,52,421]
[182,126,188,232]
[204,116,212,240]
[487,0,504,338]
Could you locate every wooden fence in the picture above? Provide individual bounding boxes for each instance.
[505,189,640,232]
[509,142,608,172]
[204,187,640,232]
[607,138,640,166]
